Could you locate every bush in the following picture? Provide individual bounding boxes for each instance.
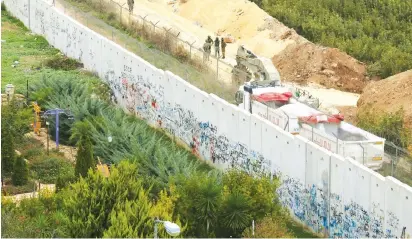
[1,196,70,238]
[261,0,412,78]
[2,180,37,195]
[24,147,45,160]
[45,56,83,71]
[357,107,412,149]
[242,215,295,238]
[18,138,44,157]
[173,45,190,62]
[55,170,76,193]
[1,120,16,177]
[12,157,29,186]
[30,156,73,184]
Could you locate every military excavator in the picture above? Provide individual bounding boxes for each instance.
[231,46,385,170]
[232,45,320,110]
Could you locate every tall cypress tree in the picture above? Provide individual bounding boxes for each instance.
[1,118,16,177]
[12,156,29,186]
[71,121,95,178]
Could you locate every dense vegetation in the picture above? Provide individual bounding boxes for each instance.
[253,0,412,78]
[1,8,318,238]
[357,107,412,150]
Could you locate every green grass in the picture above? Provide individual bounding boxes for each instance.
[2,8,319,238]
[286,218,322,238]
[1,9,98,95]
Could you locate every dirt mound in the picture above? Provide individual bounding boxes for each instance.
[357,70,412,128]
[272,42,369,93]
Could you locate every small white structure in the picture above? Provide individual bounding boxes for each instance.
[5,84,15,96]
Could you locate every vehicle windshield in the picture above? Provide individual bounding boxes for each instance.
[250,80,279,88]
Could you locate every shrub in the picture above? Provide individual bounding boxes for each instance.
[24,147,45,160]
[2,180,37,195]
[1,121,16,177]
[30,156,73,184]
[12,157,29,186]
[106,12,116,22]
[18,137,44,157]
[71,121,95,178]
[45,56,83,71]
[55,170,76,193]
[357,107,412,149]
[1,196,70,238]
[242,215,295,238]
[173,45,190,62]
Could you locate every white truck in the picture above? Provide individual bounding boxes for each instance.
[232,46,385,169]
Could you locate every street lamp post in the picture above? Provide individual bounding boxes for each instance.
[26,79,29,104]
[43,108,74,151]
[46,121,50,155]
[154,218,181,239]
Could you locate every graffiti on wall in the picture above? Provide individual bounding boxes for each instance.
[34,8,45,35]
[8,0,408,236]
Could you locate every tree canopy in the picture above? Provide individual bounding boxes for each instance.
[255,0,412,78]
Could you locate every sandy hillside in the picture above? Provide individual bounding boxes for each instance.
[357,70,412,128]
[172,0,369,93]
[113,0,364,109]
[272,42,368,93]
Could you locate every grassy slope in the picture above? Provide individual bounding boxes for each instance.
[1,8,320,238]
[1,10,99,94]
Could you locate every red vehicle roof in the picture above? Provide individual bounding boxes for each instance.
[252,92,293,103]
[299,114,344,124]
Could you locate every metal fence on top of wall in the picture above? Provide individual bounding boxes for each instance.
[55,0,251,103]
[251,96,412,187]
[54,0,412,187]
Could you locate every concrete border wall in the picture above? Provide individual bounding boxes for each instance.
[4,0,412,237]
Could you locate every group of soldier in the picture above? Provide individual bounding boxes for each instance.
[203,35,227,62]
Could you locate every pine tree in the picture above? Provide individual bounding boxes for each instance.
[1,120,16,177]
[71,121,95,178]
[12,156,29,186]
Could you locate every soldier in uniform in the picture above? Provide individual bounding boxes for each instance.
[221,38,227,59]
[214,37,220,58]
[203,40,211,62]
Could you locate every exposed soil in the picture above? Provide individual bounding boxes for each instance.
[336,106,358,126]
[357,70,412,129]
[26,129,77,162]
[99,0,368,110]
[272,42,369,94]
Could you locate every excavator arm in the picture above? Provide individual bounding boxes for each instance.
[232,45,281,85]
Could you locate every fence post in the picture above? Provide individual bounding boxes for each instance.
[216,57,219,81]
[392,147,398,176]
[163,27,173,53]
[142,15,148,34]
[153,20,160,33]
[188,40,196,59]
[117,3,125,26]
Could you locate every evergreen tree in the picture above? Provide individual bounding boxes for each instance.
[71,121,95,178]
[12,156,29,186]
[1,122,15,177]
[62,161,181,238]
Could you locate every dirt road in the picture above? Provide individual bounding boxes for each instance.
[55,0,361,111]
